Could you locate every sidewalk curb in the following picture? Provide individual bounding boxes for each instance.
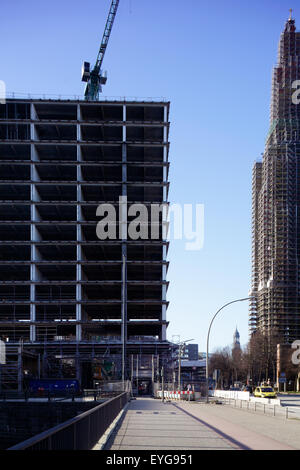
[92,401,130,450]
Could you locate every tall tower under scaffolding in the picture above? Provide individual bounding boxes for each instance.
[250,13,300,343]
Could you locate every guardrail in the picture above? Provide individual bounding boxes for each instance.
[8,391,129,450]
[82,389,122,401]
[218,396,300,421]
[0,386,129,402]
[0,390,83,402]
[5,92,168,103]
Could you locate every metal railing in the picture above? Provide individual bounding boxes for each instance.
[0,390,87,402]
[219,397,300,421]
[6,92,168,103]
[8,391,129,450]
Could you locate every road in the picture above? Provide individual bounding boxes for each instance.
[278,393,300,408]
[105,397,300,450]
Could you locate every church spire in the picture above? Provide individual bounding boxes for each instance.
[284,11,296,32]
[233,327,240,349]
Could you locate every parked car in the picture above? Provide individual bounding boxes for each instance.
[253,386,277,398]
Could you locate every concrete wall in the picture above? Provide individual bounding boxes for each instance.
[210,390,250,400]
[211,389,281,406]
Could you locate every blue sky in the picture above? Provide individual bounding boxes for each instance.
[0,0,298,352]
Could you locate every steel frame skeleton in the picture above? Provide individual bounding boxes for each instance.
[0,98,171,389]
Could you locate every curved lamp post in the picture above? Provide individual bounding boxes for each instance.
[206,297,253,402]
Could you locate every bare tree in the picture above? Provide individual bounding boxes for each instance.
[209,347,239,389]
[209,330,287,389]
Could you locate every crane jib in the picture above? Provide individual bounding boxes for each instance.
[96,0,119,70]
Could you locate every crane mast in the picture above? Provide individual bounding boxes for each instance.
[82,0,119,100]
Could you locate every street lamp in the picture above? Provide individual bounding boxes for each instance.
[205,297,253,403]
[178,338,194,392]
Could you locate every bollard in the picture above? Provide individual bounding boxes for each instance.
[286,407,288,419]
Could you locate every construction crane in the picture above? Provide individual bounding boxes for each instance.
[81,0,120,100]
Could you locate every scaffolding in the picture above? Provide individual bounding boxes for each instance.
[250,16,300,343]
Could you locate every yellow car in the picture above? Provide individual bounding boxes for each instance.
[253,386,277,398]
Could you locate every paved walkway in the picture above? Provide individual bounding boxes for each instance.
[174,401,297,450]
[105,398,299,450]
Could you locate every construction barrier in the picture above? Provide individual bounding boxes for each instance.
[249,396,281,406]
[156,390,195,401]
[211,389,281,406]
[210,390,250,401]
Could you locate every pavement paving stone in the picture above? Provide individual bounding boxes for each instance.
[175,402,298,450]
[105,398,300,450]
[105,398,240,450]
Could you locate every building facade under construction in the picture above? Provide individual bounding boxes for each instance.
[250,15,300,343]
[0,97,172,391]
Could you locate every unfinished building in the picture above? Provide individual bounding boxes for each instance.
[250,15,300,342]
[0,97,172,390]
